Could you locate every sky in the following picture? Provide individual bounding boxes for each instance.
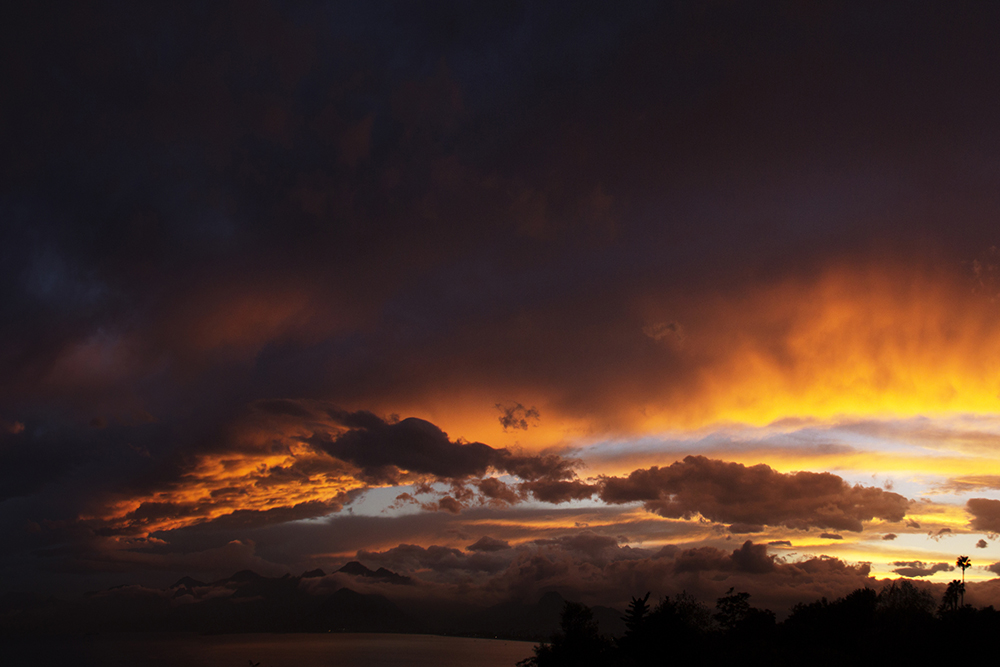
[4,0,1000,615]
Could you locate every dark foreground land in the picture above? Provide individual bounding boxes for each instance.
[3,569,993,667]
[521,581,995,667]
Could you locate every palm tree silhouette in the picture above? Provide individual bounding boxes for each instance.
[940,580,964,614]
[956,555,971,606]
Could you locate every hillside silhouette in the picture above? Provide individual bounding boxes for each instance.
[0,565,619,640]
[0,566,418,636]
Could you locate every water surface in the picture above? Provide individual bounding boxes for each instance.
[11,632,536,667]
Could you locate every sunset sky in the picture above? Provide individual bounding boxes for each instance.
[5,1,1000,615]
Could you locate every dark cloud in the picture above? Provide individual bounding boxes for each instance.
[314,410,579,489]
[519,479,597,504]
[728,523,765,534]
[883,534,898,540]
[977,539,989,549]
[3,0,1000,602]
[768,541,792,547]
[930,528,953,541]
[891,561,955,578]
[674,541,773,575]
[474,478,521,506]
[252,399,318,420]
[534,532,623,561]
[496,403,540,431]
[968,498,1000,533]
[435,496,463,514]
[350,534,876,614]
[819,533,843,540]
[598,456,908,532]
[728,540,776,574]
[467,536,510,553]
[355,543,510,578]
[937,476,1000,493]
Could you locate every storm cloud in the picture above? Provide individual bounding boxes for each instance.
[313,409,581,493]
[3,1,1000,604]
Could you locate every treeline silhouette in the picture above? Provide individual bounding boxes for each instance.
[519,579,998,667]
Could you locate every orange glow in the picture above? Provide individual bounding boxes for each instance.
[96,406,342,533]
[87,436,367,535]
[588,447,1000,481]
[348,263,1000,457]
[634,263,1000,429]
[81,262,1000,553]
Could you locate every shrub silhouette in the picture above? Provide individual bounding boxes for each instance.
[518,601,613,667]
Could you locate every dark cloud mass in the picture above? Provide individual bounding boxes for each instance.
[599,456,908,532]
[2,0,999,604]
[314,409,579,491]
[347,535,874,614]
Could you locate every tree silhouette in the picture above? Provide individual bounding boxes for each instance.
[621,592,651,635]
[957,555,971,606]
[618,592,651,664]
[939,580,964,615]
[517,582,1000,667]
[520,601,612,667]
[714,587,751,632]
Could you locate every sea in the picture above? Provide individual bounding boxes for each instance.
[8,632,537,667]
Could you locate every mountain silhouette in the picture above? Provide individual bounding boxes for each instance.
[170,576,206,589]
[1,568,417,635]
[337,561,412,585]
